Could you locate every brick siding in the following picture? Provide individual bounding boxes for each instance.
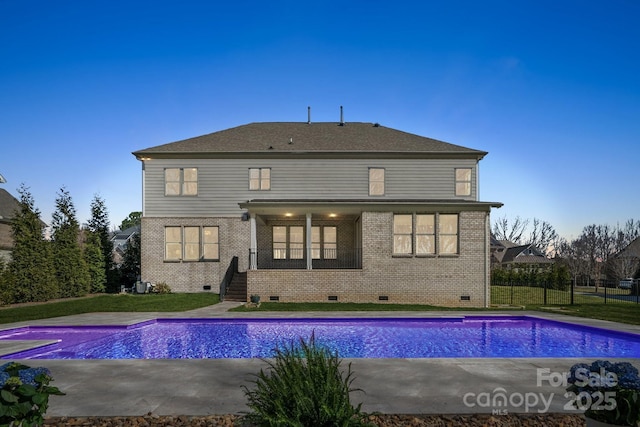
[141,217,250,293]
[248,211,490,307]
[142,210,491,307]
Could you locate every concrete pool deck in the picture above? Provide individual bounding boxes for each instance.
[1,302,639,417]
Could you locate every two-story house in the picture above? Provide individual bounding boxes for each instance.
[133,120,502,307]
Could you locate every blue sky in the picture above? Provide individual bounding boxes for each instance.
[1,1,638,239]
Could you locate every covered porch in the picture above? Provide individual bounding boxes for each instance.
[240,200,363,270]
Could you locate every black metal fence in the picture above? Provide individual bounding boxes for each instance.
[491,278,640,306]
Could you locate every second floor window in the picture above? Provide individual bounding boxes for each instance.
[455,168,472,196]
[249,168,271,190]
[369,168,385,196]
[165,168,198,196]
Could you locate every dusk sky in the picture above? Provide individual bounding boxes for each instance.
[1,1,638,240]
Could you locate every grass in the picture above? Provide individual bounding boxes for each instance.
[490,285,605,306]
[0,293,219,324]
[534,303,640,326]
[231,302,489,312]
[0,288,638,326]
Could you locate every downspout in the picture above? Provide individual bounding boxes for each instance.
[141,161,146,216]
[306,213,312,270]
[485,211,490,308]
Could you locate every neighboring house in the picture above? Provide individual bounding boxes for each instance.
[497,243,554,272]
[133,120,502,307]
[0,189,22,262]
[111,225,141,266]
[609,236,640,280]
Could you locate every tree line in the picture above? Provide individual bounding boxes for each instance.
[492,215,640,285]
[0,185,141,304]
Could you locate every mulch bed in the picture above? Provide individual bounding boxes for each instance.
[43,413,587,426]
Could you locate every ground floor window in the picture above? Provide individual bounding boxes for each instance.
[312,226,337,259]
[273,226,304,259]
[393,213,459,256]
[164,226,219,261]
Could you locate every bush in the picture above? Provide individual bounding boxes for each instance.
[153,282,171,294]
[243,334,368,427]
[0,362,64,426]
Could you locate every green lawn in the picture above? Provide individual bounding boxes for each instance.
[534,304,640,326]
[490,285,604,306]
[0,289,638,326]
[0,293,219,324]
[231,302,490,312]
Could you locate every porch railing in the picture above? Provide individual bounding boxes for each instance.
[250,248,362,269]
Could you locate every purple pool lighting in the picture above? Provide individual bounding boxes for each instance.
[1,316,640,360]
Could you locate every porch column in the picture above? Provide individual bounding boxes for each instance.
[250,215,257,270]
[306,213,312,270]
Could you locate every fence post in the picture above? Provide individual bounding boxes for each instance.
[543,281,547,305]
[510,280,514,305]
[570,278,574,305]
[603,281,607,304]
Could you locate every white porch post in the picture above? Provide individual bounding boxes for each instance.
[250,215,257,270]
[306,213,312,270]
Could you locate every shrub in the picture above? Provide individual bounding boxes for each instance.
[153,282,171,294]
[0,362,64,426]
[243,334,368,427]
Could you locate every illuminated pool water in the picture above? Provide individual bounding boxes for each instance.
[1,316,639,359]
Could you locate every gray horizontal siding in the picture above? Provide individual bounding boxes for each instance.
[143,158,478,217]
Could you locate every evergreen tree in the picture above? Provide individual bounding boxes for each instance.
[83,231,106,293]
[51,187,90,297]
[120,211,142,230]
[86,195,112,292]
[8,185,58,302]
[0,257,12,305]
[120,231,141,288]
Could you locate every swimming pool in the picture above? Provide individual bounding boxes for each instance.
[1,316,640,359]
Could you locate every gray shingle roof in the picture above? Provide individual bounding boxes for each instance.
[0,189,20,222]
[133,122,487,158]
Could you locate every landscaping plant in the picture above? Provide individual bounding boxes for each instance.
[0,362,64,426]
[243,334,368,427]
[566,360,640,426]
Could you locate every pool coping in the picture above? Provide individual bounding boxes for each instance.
[1,303,639,417]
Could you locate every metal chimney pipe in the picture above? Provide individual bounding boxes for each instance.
[340,106,344,125]
[307,106,311,124]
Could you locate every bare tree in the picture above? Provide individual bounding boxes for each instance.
[492,215,529,244]
[492,216,558,256]
[556,237,589,287]
[528,218,559,257]
[576,224,619,289]
[609,219,640,280]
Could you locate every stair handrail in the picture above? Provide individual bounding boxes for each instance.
[219,256,239,302]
